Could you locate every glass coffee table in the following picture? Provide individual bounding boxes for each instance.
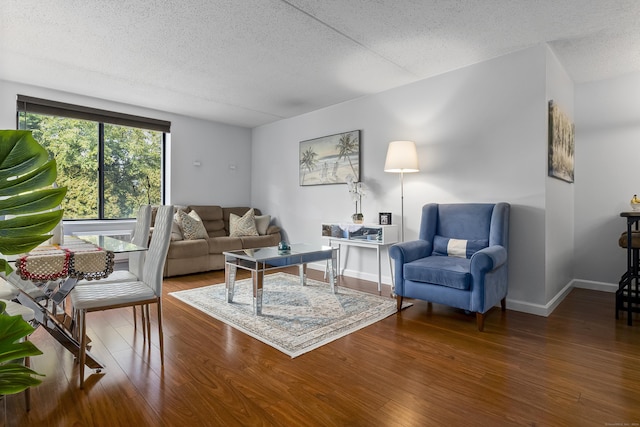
[223,244,338,315]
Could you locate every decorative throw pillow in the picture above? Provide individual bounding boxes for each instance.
[229,209,259,237]
[254,214,271,235]
[433,235,488,259]
[176,209,208,240]
[170,220,183,241]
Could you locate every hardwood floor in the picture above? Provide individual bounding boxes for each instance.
[6,269,640,426]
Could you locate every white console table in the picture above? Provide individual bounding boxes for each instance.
[321,223,398,292]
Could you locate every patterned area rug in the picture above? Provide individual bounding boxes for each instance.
[169,272,407,358]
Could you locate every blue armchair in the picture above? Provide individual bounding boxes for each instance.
[390,203,510,331]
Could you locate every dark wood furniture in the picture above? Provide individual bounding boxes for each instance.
[617,211,640,325]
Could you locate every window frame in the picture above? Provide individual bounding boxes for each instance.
[16,95,169,220]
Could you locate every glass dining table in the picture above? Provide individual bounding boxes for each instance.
[13,234,146,371]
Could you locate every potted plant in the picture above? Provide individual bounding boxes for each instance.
[0,130,67,274]
[0,300,43,395]
[346,174,367,224]
[0,129,68,403]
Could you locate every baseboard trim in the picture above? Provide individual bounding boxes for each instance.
[308,262,620,317]
[571,279,617,293]
[507,279,618,316]
[506,281,574,317]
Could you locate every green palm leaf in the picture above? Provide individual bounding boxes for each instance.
[0,301,44,395]
[0,131,56,396]
[0,130,67,275]
[0,159,59,196]
[0,131,49,177]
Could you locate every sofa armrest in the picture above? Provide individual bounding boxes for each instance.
[266,225,281,235]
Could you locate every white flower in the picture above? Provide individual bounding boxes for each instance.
[345,175,367,212]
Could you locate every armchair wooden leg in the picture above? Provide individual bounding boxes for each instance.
[476,312,485,332]
[501,297,506,311]
[396,296,403,312]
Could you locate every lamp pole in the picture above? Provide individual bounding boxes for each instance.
[400,171,405,242]
[384,140,419,243]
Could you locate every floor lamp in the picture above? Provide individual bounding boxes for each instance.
[384,140,419,242]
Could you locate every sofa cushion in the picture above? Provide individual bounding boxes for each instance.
[187,205,225,236]
[433,235,488,258]
[229,209,259,237]
[404,255,471,290]
[176,210,208,240]
[207,236,243,254]
[166,239,209,259]
[255,215,271,235]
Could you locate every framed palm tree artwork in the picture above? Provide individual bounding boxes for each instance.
[548,100,575,183]
[299,130,360,186]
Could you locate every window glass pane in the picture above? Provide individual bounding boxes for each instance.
[18,109,164,220]
[104,124,162,219]
[19,112,99,219]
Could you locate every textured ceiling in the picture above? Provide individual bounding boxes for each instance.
[1,0,639,128]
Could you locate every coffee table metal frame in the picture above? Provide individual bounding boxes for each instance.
[224,244,337,315]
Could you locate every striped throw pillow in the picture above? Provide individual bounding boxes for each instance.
[433,235,488,258]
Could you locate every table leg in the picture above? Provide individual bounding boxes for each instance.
[632,247,637,326]
[341,244,349,276]
[324,239,332,280]
[299,263,307,286]
[225,263,237,303]
[629,220,635,326]
[51,277,78,306]
[329,250,337,293]
[253,264,264,315]
[376,245,381,293]
[17,292,105,370]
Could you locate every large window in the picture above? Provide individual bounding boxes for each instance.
[17,95,169,220]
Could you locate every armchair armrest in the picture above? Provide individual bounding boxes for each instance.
[470,245,507,274]
[389,240,432,264]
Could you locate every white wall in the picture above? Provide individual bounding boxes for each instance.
[544,48,576,308]
[168,115,252,206]
[0,45,586,314]
[0,80,253,211]
[574,72,640,289]
[252,46,551,311]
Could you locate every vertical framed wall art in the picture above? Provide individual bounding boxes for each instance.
[299,130,360,186]
[548,100,575,183]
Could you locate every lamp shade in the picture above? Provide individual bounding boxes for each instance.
[384,140,419,173]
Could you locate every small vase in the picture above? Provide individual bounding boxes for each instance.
[352,213,364,224]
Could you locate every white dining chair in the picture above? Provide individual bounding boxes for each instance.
[74,205,152,333]
[0,277,20,300]
[70,205,173,388]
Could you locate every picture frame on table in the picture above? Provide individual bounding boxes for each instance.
[379,212,392,225]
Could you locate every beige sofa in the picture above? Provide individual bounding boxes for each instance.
[155,205,281,277]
